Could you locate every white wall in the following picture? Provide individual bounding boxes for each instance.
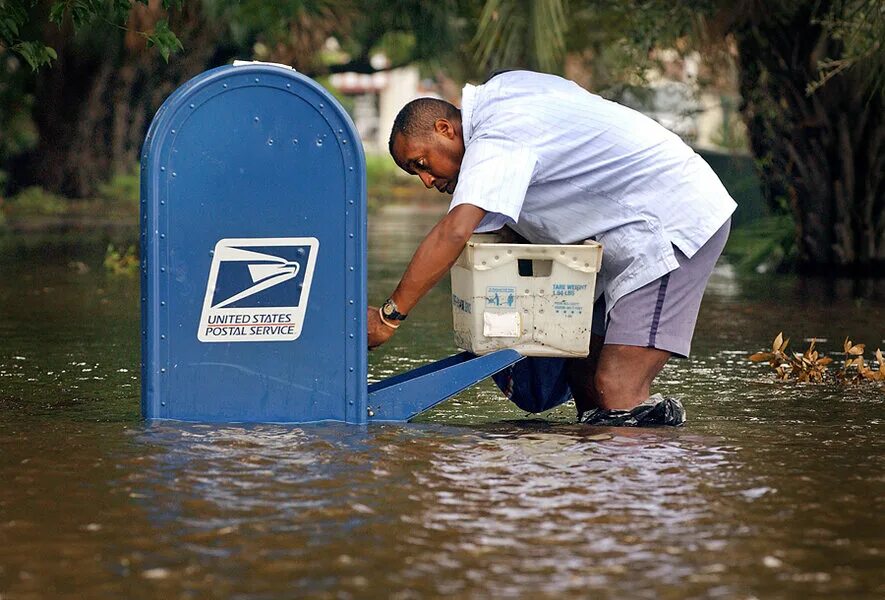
[376,66,421,153]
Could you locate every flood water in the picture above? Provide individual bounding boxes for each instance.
[1,204,883,599]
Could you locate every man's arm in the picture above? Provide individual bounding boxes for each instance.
[368,204,487,348]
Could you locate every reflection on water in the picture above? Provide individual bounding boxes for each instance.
[1,206,883,598]
[3,419,881,598]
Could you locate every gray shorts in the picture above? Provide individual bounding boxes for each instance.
[591,219,731,358]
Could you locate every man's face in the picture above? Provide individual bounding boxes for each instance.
[391,119,465,194]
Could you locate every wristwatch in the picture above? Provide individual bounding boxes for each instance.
[381,298,408,321]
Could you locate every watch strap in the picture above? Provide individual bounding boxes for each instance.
[381,298,408,321]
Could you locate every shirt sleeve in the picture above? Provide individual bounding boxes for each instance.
[473,212,511,233]
[448,136,538,224]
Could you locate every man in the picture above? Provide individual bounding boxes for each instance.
[368,70,735,425]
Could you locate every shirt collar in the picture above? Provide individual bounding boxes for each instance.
[460,83,477,142]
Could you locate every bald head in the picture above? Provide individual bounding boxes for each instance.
[388,98,460,155]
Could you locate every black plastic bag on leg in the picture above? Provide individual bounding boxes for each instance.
[579,394,686,427]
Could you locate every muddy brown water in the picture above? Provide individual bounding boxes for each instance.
[1,204,883,598]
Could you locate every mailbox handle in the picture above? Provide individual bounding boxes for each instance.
[367,350,524,422]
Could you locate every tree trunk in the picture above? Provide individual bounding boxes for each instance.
[733,2,884,274]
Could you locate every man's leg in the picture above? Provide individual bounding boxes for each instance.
[592,344,671,410]
[570,218,732,419]
[567,342,670,413]
[566,284,673,414]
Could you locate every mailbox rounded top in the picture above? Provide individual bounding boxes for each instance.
[141,62,364,171]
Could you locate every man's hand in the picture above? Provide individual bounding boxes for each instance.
[367,306,396,349]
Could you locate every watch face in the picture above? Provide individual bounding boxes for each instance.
[382,302,394,317]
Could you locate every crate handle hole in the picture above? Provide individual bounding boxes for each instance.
[517,259,553,277]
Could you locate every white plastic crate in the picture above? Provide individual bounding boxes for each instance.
[451,234,603,357]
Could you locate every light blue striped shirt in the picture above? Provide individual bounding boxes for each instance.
[449,70,736,311]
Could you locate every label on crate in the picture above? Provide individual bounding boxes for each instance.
[553,300,584,316]
[485,286,517,308]
[552,283,588,296]
[483,311,520,338]
[452,293,473,314]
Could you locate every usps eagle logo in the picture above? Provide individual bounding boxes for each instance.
[198,237,319,342]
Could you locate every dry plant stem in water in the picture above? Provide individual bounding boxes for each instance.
[749,333,885,384]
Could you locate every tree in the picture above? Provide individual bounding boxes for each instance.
[473,0,567,73]
[725,1,883,272]
[0,1,184,69]
[0,0,472,197]
[472,0,884,273]
[0,1,184,195]
[4,1,222,196]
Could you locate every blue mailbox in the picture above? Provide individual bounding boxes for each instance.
[141,62,522,424]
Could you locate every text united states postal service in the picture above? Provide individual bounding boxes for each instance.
[198,237,319,342]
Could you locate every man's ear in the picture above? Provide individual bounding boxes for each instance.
[434,118,456,140]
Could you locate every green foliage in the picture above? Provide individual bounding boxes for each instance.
[474,0,568,73]
[1,0,56,68]
[212,0,352,72]
[103,243,139,276]
[472,0,717,80]
[709,96,748,151]
[808,0,885,97]
[374,31,416,68]
[145,19,182,62]
[0,55,37,172]
[365,152,404,185]
[473,0,882,98]
[722,215,796,274]
[11,40,57,69]
[695,149,766,225]
[0,0,28,41]
[95,168,139,208]
[0,183,6,229]
[332,0,466,73]
[0,0,183,69]
[363,152,442,207]
[3,186,67,217]
[49,1,108,28]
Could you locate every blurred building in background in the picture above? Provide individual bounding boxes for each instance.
[600,50,746,152]
[330,47,745,156]
[329,64,436,154]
